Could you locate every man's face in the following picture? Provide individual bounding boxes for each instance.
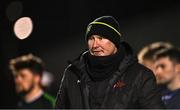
[155,57,176,84]
[88,35,117,56]
[14,69,38,94]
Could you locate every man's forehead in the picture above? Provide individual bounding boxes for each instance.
[14,68,33,76]
[89,34,104,38]
[155,57,172,66]
[157,57,170,62]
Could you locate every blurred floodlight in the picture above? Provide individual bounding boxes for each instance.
[14,17,33,40]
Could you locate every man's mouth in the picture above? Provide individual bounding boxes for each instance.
[93,50,101,52]
[92,50,103,54]
[91,50,104,56]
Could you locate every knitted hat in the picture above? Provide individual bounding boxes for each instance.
[85,16,122,48]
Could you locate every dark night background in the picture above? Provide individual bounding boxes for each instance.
[1,0,180,108]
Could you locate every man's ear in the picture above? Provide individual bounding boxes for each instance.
[34,74,41,84]
[175,64,180,74]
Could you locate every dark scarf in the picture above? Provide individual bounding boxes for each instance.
[85,44,125,81]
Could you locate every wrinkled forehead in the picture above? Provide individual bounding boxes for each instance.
[88,34,109,40]
[13,68,34,77]
[88,35,114,43]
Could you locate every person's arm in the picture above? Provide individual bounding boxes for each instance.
[138,69,165,109]
[55,65,71,109]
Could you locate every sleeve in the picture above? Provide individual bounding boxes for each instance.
[138,69,166,109]
[55,65,71,109]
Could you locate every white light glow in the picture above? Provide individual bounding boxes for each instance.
[14,17,33,40]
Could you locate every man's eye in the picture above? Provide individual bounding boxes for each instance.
[98,36,104,40]
[15,75,18,78]
[89,36,94,40]
[159,64,165,69]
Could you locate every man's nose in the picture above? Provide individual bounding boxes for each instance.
[155,67,162,76]
[92,37,99,48]
[15,76,22,83]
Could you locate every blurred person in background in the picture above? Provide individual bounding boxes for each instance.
[9,54,55,109]
[155,48,180,109]
[138,41,173,84]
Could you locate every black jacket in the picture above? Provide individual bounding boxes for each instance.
[17,92,55,109]
[55,42,165,109]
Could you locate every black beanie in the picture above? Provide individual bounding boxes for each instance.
[85,16,122,48]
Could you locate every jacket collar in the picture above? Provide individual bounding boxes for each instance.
[68,41,137,79]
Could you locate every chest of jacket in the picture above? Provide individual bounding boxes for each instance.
[65,64,141,109]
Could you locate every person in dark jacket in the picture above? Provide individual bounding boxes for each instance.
[138,42,173,82]
[155,48,180,109]
[9,54,55,109]
[55,16,165,109]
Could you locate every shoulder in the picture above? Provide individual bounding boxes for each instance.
[64,51,88,78]
[124,62,156,86]
[129,62,155,78]
[125,61,154,75]
[42,92,55,108]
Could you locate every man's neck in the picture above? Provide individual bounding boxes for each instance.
[168,76,180,91]
[24,86,43,103]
